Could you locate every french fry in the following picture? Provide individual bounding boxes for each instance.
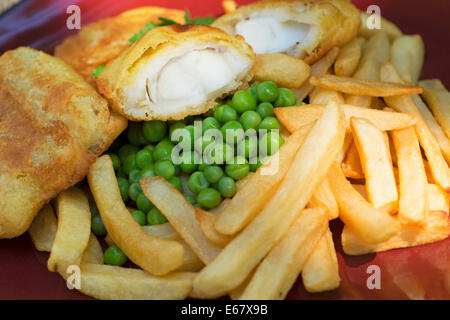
[352,184,368,200]
[291,47,339,101]
[391,35,425,85]
[105,223,182,245]
[335,37,361,77]
[328,162,400,244]
[88,156,184,276]
[346,31,390,108]
[351,118,398,214]
[140,176,222,264]
[342,211,450,255]
[71,262,195,300]
[177,241,205,272]
[29,204,57,252]
[341,141,364,179]
[222,0,237,13]
[310,74,423,97]
[195,209,233,247]
[420,79,450,139]
[228,271,255,300]
[82,233,104,264]
[392,127,428,224]
[47,188,91,273]
[411,94,450,164]
[253,54,311,89]
[274,104,417,133]
[192,101,346,298]
[239,208,328,300]
[381,62,450,192]
[359,12,403,40]
[301,228,341,293]
[235,172,254,193]
[310,87,345,105]
[336,132,353,163]
[309,178,339,220]
[214,125,313,235]
[427,184,449,214]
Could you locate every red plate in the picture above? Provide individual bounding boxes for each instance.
[0,0,449,300]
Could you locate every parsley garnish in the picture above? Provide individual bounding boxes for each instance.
[91,65,105,77]
[128,10,216,44]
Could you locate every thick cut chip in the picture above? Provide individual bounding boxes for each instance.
[96,25,255,121]
[55,7,185,82]
[309,178,339,220]
[192,101,346,298]
[88,156,184,276]
[140,176,222,264]
[334,37,361,77]
[195,209,233,247]
[0,47,126,239]
[48,188,91,273]
[351,118,398,214]
[391,35,425,85]
[359,12,403,40]
[239,208,328,300]
[328,162,400,244]
[29,205,57,252]
[420,79,450,139]
[341,141,364,180]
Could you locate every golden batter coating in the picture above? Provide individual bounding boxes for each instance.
[213,0,360,63]
[0,47,127,238]
[54,7,185,83]
[96,24,255,121]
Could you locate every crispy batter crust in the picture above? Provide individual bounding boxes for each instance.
[95,24,255,121]
[54,7,185,83]
[0,47,127,238]
[213,0,360,63]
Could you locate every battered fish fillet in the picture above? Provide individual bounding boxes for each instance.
[212,0,360,63]
[54,7,185,83]
[96,25,255,121]
[0,47,127,238]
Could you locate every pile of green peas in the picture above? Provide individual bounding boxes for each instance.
[92,81,299,266]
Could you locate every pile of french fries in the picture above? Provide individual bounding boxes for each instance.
[28,10,450,300]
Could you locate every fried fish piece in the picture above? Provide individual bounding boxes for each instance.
[0,47,127,238]
[54,7,185,82]
[96,24,255,121]
[212,0,360,63]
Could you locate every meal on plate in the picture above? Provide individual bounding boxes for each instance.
[1,0,449,300]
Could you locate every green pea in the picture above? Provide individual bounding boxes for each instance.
[168,176,183,192]
[104,245,127,266]
[154,160,175,179]
[169,122,186,142]
[142,121,167,143]
[203,165,224,184]
[240,111,262,131]
[188,171,209,193]
[144,144,155,153]
[202,117,221,133]
[274,88,297,107]
[198,163,207,171]
[130,210,147,226]
[147,207,168,225]
[180,151,199,174]
[117,177,130,202]
[140,165,155,179]
[89,204,100,217]
[225,156,250,180]
[221,120,245,144]
[197,188,221,209]
[249,82,260,102]
[185,194,197,205]
[91,214,107,236]
[195,135,215,154]
[237,137,258,159]
[119,144,139,163]
[136,193,154,213]
[174,163,180,176]
[123,154,137,175]
[259,117,281,131]
[128,182,142,202]
[260,131,285,157]
[135,149,153,169]
[257,81,279,102]
[249,157,267,172]
[232,90,257,113]
[217,176,236,198]
[127,122,144,146]
[109,154,121,171]
[214,105,238,123]
[208,143,234,165]
[256,102,275,119]
[128,169,141,184]
[153,140,174,162]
